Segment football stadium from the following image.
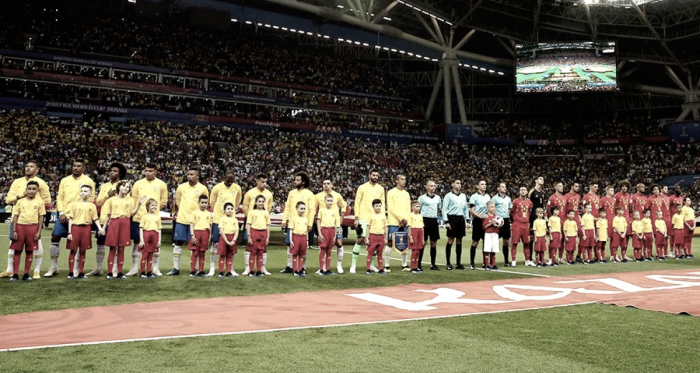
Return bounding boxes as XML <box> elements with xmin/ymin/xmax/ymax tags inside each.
<box><xmin>1</xmin><ymin>0</ymin><xmax>699</xmax><ymax>371</ymax></box>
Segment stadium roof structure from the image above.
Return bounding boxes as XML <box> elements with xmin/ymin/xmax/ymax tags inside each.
<box><xmin>247</xmin><ymin>0</ymin><xmax>699</xmax><ymax>121</ymax></box>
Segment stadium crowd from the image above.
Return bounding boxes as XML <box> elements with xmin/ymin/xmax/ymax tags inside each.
<box><xmin>0</xmin><ymin>3</ymin><xmax>414</xmax><ymax>98</ymax></box>
<box><xmin>0</xmin><ymin>78</ymin><xmax>430</xmax><ymax>134</ymax></box>
<box><xmin>1</xmin><ymin>110</ymin><xmax>699</xmax><ymax>213</ymax></box>
<box><xmin>474</xmin><ymin>116</ymin><xmax>667</xmax><ymax>140</ymax></box>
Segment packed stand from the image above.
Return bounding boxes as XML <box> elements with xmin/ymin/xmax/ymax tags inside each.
<box><xmin>1</xmin><ymin>110</ymin><xmax>699</xmax><ymax>213</ymax></box>
<box><xmin>0</xmin><ymin>3</ymin><xmax>415</xmax><ymax>98</ymax></box>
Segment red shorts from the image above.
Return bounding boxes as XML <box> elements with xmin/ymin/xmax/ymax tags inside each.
<box><xmin>218</xmin><ymin>234</ymin><xmax>238</xmax><ymax>256</ymax></box>
<box><xmin>105</xmin><ymin>217</ymin><xmax>131</xmax><ymax>247</ymax></box>
<box><xmin>596</xmin><ymin>240</ymin><xmax>606</xmax><ymax>251</ymax></box>
<box><xmin>565</xmin><ymin>236</ymin><xmax>577</xmax><ymax>252</ymax></box>
<box><xmin>673</xmin><ymin>229</ymin><xmax>685</xmax><ymax>246</ymax></box>
<box><xmin>410</xmin><ymin>228</ymin><xmax>424</xmax><ymax>250</ymax></box>
<box><xmin>548</xmin><ymin>232</ymin><xmax>561</xmax><ymax>249</ymax></box>
<box><xmin>534</xmin><ymin>237</ymin><xmax>546</xmax><ymax>252</ymax></box>
<box><xmin>367</xmin><ymin>233</ymin><xmax>384</xmax><ymax>255</ymax></box>
<box><xmin>68</xmin><ymin>225</ymin><xmax>92</xmax><ymax>251</ymax></box>
<box><xmin>611</xmin><ymin>232</ymin><xmax>624</xmax><ymax>248</ymax></box>
<box><xmin>686</xmin><ymin>220</ymin><xmax>694</xmax><ymax>238</ymax></box>
<box><xmin>581</xmin><ymin>229</ymin><xmax>594</xmax><ymax>247</ymax></box>
<box><xmin>654</xmin><ymin>232</ymin><xmax>666</xmax><ymax>249</ymax></box>
<box><xmin>10</xmin><ymin>224</ymin><xmax>39</xmax><ymax>252</ymax></box>
<box><xmin>643</xmin><ymin>233</ymin><xmax>653</xmax><ymax>248</ymax></box>
<box><xmin>664</xmin><ymin>218</ymin><xmax>672</xmax><ymax>238</ymax></box>
<box><xmin>142</xmin><ymin>230</ymin><xmax>160</xmax><ymax>253</ymax></box>
<box><xmin>632</xmin><ymin>234</ymin><xmax>642</xmax><ymax>249</ymax></box>
<box><xmin>291</xmin><ymin>233</ymin><xmax>308</xmax><ymax>256</ymax></box>
<box><xmin>247</xmin><ymin>229</ymin><xmax>267</xmax><ymax>253</ymax></box>
<box><xmin>188</xmin><ymin>230</ymin><xmax>210</xmax><ymax>252</ymax></box>
<box><xmin>510</xmin><ymin>223</ymin><xmax>530</xmax><ymax>245</ymax></box>
<box><xmin>320</xmin><ymin>227</ymin><xmax>336</xmax><ymax>250</ymax></box>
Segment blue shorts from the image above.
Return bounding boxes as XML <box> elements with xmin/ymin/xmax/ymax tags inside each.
<box><xmin>130</xmin><ymin>221</ymin><xmax>141</xmax><ymax>243</ymax></box>
<box><xmin>284</xmin><ymin>228</ymin><xmax>292</xmax><ymax>245</ymax></box>
<box><xmin>336</xmin><ymin>227</ymin><xmax>343</xmax><ymax>240</ymax></box>
<box><xmin>173</xmin><ymin>222</ymin><xmax>191</xmax><ymax>242</ymax></box>
<box><xmin>388</xmin><ymin>226</ymin><xmax>401</xmax><ymax>243</ymax></box>
<box><xmin>211</xmin><ymin>223</ymin><xmax>220</xmax><ymax>243</ymax></box>
<box><xmin>51</xmin><ymin>220</ymin><xmax>69</xmax><ymax>237</ymax></box>
<box><xmin>95</xmin><ymin>224</ymin><xmax>108</xmax><ymax>245</ymax></box>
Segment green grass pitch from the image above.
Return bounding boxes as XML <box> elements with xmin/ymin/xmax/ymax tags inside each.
<box><xmin>1</xmin><ymin>224</ymin><xmax>699</xmax><ymax>372</ymax></box>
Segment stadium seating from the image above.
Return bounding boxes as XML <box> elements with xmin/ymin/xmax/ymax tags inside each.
<box><xmin>1</xmin><ymin>110</ymin><xmax>698</xmax><ymax>212</ymax></box>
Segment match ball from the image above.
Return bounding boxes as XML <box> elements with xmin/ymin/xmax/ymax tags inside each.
<box><xmin>493</xmin><ymin>216</ymin><xmax>504</xmax><ymax>228</ymax></box>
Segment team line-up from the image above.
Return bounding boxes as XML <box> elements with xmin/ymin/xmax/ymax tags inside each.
<box><xmin>2</xmin><ymin>160</ymin><xmax>696</xmax><ymax>281</ymax></box>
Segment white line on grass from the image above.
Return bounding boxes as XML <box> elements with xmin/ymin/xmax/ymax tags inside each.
<box><xmin>308</xmin><ymin>246</ymin><xmax>549</xmax><ymax>278</ymax></box>
<box><xmin>2</xmin><ymin>301</ymin><xmax>596</xmax><ymax>352</ymax></box>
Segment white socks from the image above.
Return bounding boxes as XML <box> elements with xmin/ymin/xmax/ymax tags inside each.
<box><xmin>33</xmin><ymin>241</ymin><xmax>44</xmax><ymax>273</ymax></box>
<box><xmin>173</xmin><ymin>244</ymin><xmax>182</xmax><ymax>269</ymax></box>
<box><xmin>95</xmin><ymin>245</ymin><xmax>105</xmax><ymax>272</ymax></box>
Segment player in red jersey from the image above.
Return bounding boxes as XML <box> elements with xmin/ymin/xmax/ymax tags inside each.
<box><xmin>631</xmin><ymin>183</ymin><xmax>648</xmax><ymax>218</ymax></box>
<box><xmin>564</xmin><ymin>183</ymin><xmax>583</xmax><ymax>262</ymax></box>
<box><xmin>599</xmin><ymin>185</ymin><xmax>616</xmax><ymax>259</ymax></box>
<box><xmin>582</xmin><ymin>183</ymin><xmax>601</xmax><ymax>219</ymax></box>
<box><xmin>547</xmin><ymin>182</ymin><xmax>567</xmax><ymax>261</ymax></box>
<box><xmin>660</xmin><ymin>185</ymin><xmax>673</xmax><ymax>256</ymax></box>
<box><xmin>614</xmin><ymin>180</ymin><xmax>632</xmax><ymax>260</ymax></box>
<box><xmin>670</xmin><ymin>186</ymin><xmax>685</xmax><ymax>256</ymax></box>
<box><xmin>648</xmin><ymin>185</ymin><xmax>662</xmax><ymax>225</ymax></box>
<box><xmin>510</xmin><ymin>187</ymin><xmax>533</xmax><ymax>266</ymax></box>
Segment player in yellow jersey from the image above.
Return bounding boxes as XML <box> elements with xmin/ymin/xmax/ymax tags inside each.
<box><xmin>188</xmin><ymin>195</ymin><xmax>212</xmax><ymax>277</ymax></box>
<box><xmin>580</xmin><ymin>204</ymin><xmax>595</xmax><ymax>263</ymax></box>
<box><xmin>316</xmin><ymin>194</ymin><xmax>340</xmax><ymax>275</ymax></box>
<box><xmin>207</xmin><ymin>170</ymin><xmax>242</xmax><ymax>276</ymax></box>
<box><xmin>9</xmin><ymin>181</ymin><xmax>45</xmax><ymax>281</ymax></box>
<box><xmin>280</xmin><ymin>172</ymin><xmax>315</xmax><ymax>275</ymax></box>
<box><xmin>130</xmin><ymin>163</ymin><xmax>169</xmax><ymax>276</ymax></box>
<box><xmin>547</xmin><ymin>206</ymin><xmax>562</xmax><ymax>266</ymax></box>
<box><xmin>167</xmin><ymin>168</ymin><xmax>209</xmax><ymax>276</ymax></box>
<box><xmin>217</xmin><ymin>202</ymin><xmax>239</xmax><ymax>277</ymax></box>
<box><xmin>350</xmin><ymin>169</ymin><xmax>385</xmax><ymax>274</ymax></box>
<box><xmin>407</xmin><ymin>201</ymin><xmax>425</xmax><ymax>273</ymax></box>
<box><xmin>314</xmin><ymin>179</ymin><xmax>347</xmax><ymax>274</ymax></box>
<box><xmin>87</xmin><ymin>162</ymin><xmax>126</xmax><ymax>277</ymax></box>
<box><xmin>138</xmin><ymin>198</ymin><xmax>162</xmax><ymax>279</ymax></box>
<box><xmin>241</xmin><ymin>173</ymin><xmax>273</xmax><ymax>276</ymax></box>
<box><xmin>66</xmin><ymin>185</ymin><xmax>103</xmax><ymax>279</ymax></box>
<box><xmin>45</xmin><ymin>159</ymin><xmax>96</xmax><ymax>278</ymax></box>
<box><xmin>386</xmin><ymin>175</ymin><xmax>411</xmax><ymax>272</ymax></box>
<box><xmin>681</xmin><ymin>197</ymin><xmax>695</xmax><ymax>258</ymax></box>
<box><xmin>596</xmin><ymin>208</ymin><xmax>609</xmax><ymax>263</ymax></box>
<box><xmin>1</xmin><ymin>160</ymin><xmax>51</xmax><ymax>280</ymax></box>
<box><xmin>532</xmin><ymin>208</ymin><xmax>547</xmax><ymax>267</ymax></box>
<box><xmin>654</xmin><ymin>210</ymin><xmax>668</xmax><ymax>260</ymax></box>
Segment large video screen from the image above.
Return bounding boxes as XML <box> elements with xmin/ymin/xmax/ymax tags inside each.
<box><xmin>515</xmin><ymin>41</ymin><xmax>617</xmax><ymax>93</ymax></box>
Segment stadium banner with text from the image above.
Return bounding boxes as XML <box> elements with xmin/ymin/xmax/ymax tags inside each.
<box><xmin>343</xmin><ymin>128</ymin><xmax>439</xmax><ymax>143</ymax></box>
<box><xmin>0</xmin><ymin>49</ymin><xmax>414</xmax><ymax>103</ymax></box>
<box><xmin>668</xmin><ymin>121</ymin><xmax>700</xmax><ymax>144</ymax></box>
<box><xmin>0</xmin><ymin>69</ymin><xmax>418</xmax><ymax>119</ymax></box>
